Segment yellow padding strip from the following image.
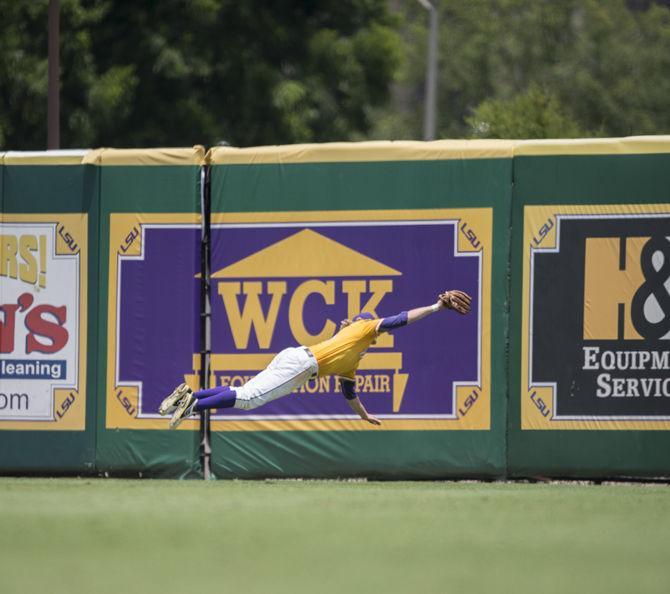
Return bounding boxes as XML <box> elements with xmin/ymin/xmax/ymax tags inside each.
<box><xmin>208</xmin><ymin>136</ymin><xmax>670</xmax><ymax>164</ymax></box>
<box><xmin>82</xmin><ymin>145</ymin><xmax>205</xmax><ymax>166</ymax></box>
<box><xmin>3</xmin><ymin>150</ymin><xmax>89</xmax><ymax>165</ymax></box>
<box><xmin>208</xmin><ymin>139</ymin><xmax>516</xmax><ymax>164</ymax></box>
<box><xmin>514</xmin><ymin>135</ymin><xmax>670</xmax><ymax>156</ymax></box>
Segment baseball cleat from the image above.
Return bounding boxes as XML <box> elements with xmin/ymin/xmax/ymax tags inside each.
<box><xmin>159</xmin><ymin>383</ymin><xmax>192</xmax><ymax>416</ymax></box>
<box><xmin>169</xmin><ymin>391</ymin><xmax>196</xmax><ymax>429</ymax></box>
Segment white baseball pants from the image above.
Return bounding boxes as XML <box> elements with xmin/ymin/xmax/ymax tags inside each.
<box><xmin>233</xmin><ymin>347</ymin><xmax>318</xmax><ymax>410</ymax></box>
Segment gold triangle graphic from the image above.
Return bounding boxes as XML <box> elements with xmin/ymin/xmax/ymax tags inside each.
<box><xmin>211</xmin><ymin>229</ymin><xmax>401</xmax><ymax>278</ymax></box>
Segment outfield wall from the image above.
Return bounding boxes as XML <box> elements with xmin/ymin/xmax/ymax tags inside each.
<box><xmin>91</xmin><ymin>147</ymin><xmax>205</xmax><ymax>478</ymax></box>
<box><xmin>1</xmin><ymin>137</ymin><xmax>668</xmax><ymax>478</ymax></box>
<box><xmin>507</xmin><ymin>138</ymin><xmax>670</xmax><ymax>478</ymax></box>
<box><xmin>205</xmin><ymin>141</ymin><xmax>512</xmax><ymax>478</ymax></box>
<box><xmin>0</xmin><ymin>151</ymin><xmax>97</xmax><ymax>472</ymax></box>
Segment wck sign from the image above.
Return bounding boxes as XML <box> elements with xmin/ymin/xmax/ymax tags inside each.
<box><xmin>521</xmin><ymin>204</ymin><xmax>670</xmax><ymax>429</ymax></box>
<box><xmin>107</xmin><ymin>210</ymin><xmax>491</xmax><ymax>431</ymax></box>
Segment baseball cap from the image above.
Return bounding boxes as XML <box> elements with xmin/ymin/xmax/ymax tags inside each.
<box><xmin>352</xmin><ymin>312</ymin><xmax>376</xmax><ymax>322</ymax></box>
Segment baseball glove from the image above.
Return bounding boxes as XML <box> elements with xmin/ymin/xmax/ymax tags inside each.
<box><xmin>439</xmin><ymin>290</ymin><xmax>472</xmax><ymax>314</ymax></box>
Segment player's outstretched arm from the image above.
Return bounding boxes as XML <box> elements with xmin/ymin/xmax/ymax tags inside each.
<box><xmin>408</xmin><ymin>289</ymin><xmax>472</xmax><ymax>323</ymax></box>
<box><xmin>378</xmin><ymin>289</ymin><xmax>472</xmax><ymax>332</ymax></box>
<box><xmin>347</xmin><ymin>396</ymin><xmax>382</xmax><ymax>426</ymax></box>
<box><xmin>340</xmin><ymin>378</ymin><xmax>381</xmax><ymax>425</ymax></box>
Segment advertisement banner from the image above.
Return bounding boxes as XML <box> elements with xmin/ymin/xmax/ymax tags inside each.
<box><xmin>106</xmin><ymin>209</ymin><xmax>491</xmax><ymax>431</ymax></box>
<box><xmin>521</xmin><ymin>204</ymin><xmax>670</xmax><ymax>429</ymax></box>
<box><xmin>0</xmin><ymin>214</ymin><xmax>87</xmax><ymax>430</ymax></box>
<box><xmin>105</xmin><ymin>213</ymin><xmax>200</xmax><ymax>430</ymax></box>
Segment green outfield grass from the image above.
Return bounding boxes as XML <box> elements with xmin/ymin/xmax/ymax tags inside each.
<box><xmin>1</xmin><ymin>478</ymin><xmax>668</xmax><ymax>594</ymax></box>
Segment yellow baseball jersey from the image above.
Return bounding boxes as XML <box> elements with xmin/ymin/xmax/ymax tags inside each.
<box><xmin>309</xmin><ymin>319</ymin><xmax>380</xmax><ymax>379</ymax></box>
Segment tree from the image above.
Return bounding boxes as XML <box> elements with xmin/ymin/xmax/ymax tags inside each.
<box><xmin>0</xmin><ymin>0</ymin><xmax>402</xmax><ymax>149</ymax></box>
<box><xmin>467</xmin><ymin>84</ymin><xmax>584</xmax><ymax>139</ymax></box>
<box><xmin>379</xmin><ymin>0</ymin><xmax>670</xmax><ymax>139</ymax></box>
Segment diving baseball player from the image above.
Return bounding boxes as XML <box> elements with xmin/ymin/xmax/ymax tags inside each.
<box><xmin>161</xmin><ymin>290</ymin><xmax>472</xmax><ymax>428</ymax></box>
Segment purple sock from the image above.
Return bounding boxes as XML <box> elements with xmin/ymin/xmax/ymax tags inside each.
<box><xmin>193</xmin><ymin>387</ymin><xmax>225</xmax><ymax>398</ymax></box>
<box><xmin>193</xmin><ymin>387</ymin><xmax>237</xmax><ymax>411</ymax></box>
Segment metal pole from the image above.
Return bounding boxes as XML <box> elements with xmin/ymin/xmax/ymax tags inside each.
<box><xmin>199</xmin><ymin>165</ymin><xmax>212</xmax><ymax>479</ymax></box>
<box><xmin>47</xmin><ymin>0</ymin><xmax>60</xmax><ymax>149</ymax></box>
<box><xmin>417</xmin><ymin>0</ymin><xmax>438</xmax><ymax>140</ymax></box>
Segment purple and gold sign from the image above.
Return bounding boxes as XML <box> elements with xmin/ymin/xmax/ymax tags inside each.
<box><xmin>107</xmin><ymin>210</ymin><xmax>491</xmax><ymax>431</ymax></box>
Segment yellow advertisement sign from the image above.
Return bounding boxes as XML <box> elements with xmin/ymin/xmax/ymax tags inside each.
<box><xmin>107</xmin><ymin>209</ymin><xmax>492</xmax><ymax>431</ymax></box>
<box><xmin>521</xmin><ymin>204</ymin><xmax>670</xmax><ymax>430</ymax></box>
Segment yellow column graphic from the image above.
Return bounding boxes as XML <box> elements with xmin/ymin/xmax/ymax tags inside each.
<box><xmin>392</xmin><ymin>373</ymin><xmax>409</xmax><ymax>412</ymax></box>
<box><xmin>583</xmin><ymin>237</ymin><xmax>644</xmax><ymax>340</ymax></box>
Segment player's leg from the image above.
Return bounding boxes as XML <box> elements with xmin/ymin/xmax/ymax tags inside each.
<box><xmin>170</xmin><ymin>352</ymin><xmax>292</xmax><ymax>424</ymax></box>
<box><xmin>162</xmin><ymin>347</ymin><xmax>287</xmax><ymax>416</ymax></box>
<box><xmin>193</xmin><ymin>387</ymin><xmax>227</xmax><ymax>398</ymax></box>
<box><xmin>167</xmin><ymin>387</ymin><xmax>238</xmax><ymax>429</ymax></box>
<box><xmin>169</xmin><ymin>347</ymin><xmax>317</xmax><ymax>428</ymax></box>
<box><xmin>192</xmin><ymin>387</ymin><xmax>237</xmax><ymax>410</ymax></box>
<box><xmin>231</xmin><ymin>347</ymin><xmax>316</xmax><ymax>411</ymax></box>
<box><xmin>160</xmin><ymin>384</ymin><xmax>226</xmax><ymax>415</ymax></box>
<box><xmin>168</xmin><ymin>386</ymin><xmax>235</xmax><ymax>429</ymax></box>
<box><xmin>231</xmin><ymin>368</ymin><xmax>311</xmax><ymax>411</ymax></box>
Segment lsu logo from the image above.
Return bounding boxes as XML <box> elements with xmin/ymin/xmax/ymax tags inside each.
<box><xmin>522</xmin><ymin>205</ymin><xmax>670</xmax><ymax>429</ymax></box>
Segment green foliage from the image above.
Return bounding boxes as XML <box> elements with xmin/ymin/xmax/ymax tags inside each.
<box><xmin>0</xmin><ymin>0</ymin><xmax>402</xmax><ymax>149</ymax></box>
<box><xmin>3</xmin><ymin>1</ymin><xmax>670</xmax><ymax>147</ymax></box>
<box><xmin>467</xmin><ymin>84</ymin><xmax>585</xmax><ymax>138</ymax></box>
<box><xmin>380</xmin><ymin>0</ymin><xmax>670</xmax><ymax>140</ymax></box>
<box><xmin>0</xmin><ymin>1</ymin><xmax>50</xmax><ymax>148</ymax></box>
